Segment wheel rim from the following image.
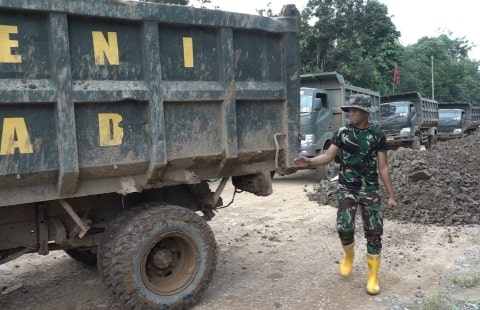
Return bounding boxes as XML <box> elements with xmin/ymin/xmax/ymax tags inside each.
<box><xmin>325</xmin><ymin>161</ymin><xmax>338</xmax><ymax>180</ymax></box>
<box><xmin>141</xmin><ymin>231</ymin><xmax>200</xmax><ymax>295</ymax></box>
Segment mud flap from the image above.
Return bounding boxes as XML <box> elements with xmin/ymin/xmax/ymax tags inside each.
<box><xmin>231</xmin><ymin>171</ymin><xmax>273</xmax><ymax>196</ymax></box>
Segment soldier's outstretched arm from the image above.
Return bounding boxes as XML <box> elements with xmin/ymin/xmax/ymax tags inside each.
<box><xmin>293</xmin><ymin>144</ymin><xmax>339</xmax><ymax>168</ymax></box>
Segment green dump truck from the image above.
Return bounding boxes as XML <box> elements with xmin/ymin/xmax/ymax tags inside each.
<box><xmin>298</xmin><ymin>72</ymin><xmax>380</xmax><ymax>180</ymax></box>
<box><xmin>0</xmin><ymin>1</ymin><xmax>301</xmax><ymax>308</ymax></box>
<box><xmin>438</xmin><ymin>102</ymin><xmax>480</xmax><ymax>140</ymax></box>
<box><xmin>380</xmin><ymin>92</ymin><xmax>439</xmax><ymax>150</ymax></box>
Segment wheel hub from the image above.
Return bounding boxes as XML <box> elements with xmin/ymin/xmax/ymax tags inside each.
<box><xmin>152</xmin><ymin>249</ymin><xmax>173</xmax><ymax>269</ymax></box>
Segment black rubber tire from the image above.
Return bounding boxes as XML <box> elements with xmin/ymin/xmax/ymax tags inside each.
<box><xmin>97</xmin><ymin>208</ymin><xmax>140</xmax><ymax>289</ymax></box>
<box><xmin>64</xmin><ymin>248</ymin><xmax>97</xmax><ymax>266</ymax></box>
<box><xmin>427</xmin><ymin>134</ymin><xmax>437</xmax><ymax>149</ymax></box>
<box><xmin>315</xmin><ymin>149</ymin><xmax>339</xmax><ymax>180</ymax></box>
<box><xmin>103</xmin><ymin>203</ymin><xmax>217</xmax><ymax>309</ymax></box>
<box><xmin>411</xmin><ymin>136</ymin><xmax>421</xmax><ymax>150</ymax></box>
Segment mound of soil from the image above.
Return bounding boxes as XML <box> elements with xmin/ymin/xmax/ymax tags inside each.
<box><xmin>307</xmin><ymin>134</ymin><xmax>480</xmax><ymax>226</ymax></box>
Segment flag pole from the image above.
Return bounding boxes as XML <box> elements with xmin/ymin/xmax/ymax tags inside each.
<box><xmin>431</xmin><ymin>56</ymin><xmax>434</xmax><ymax>100</ymax></box>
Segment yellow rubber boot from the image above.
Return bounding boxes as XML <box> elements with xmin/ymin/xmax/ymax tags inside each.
<box><xmin>366</xmin><ymin>253</ymin><xmax>381</xmax><ymax>295</ymax></box>
<box><xmin>339</xmin><ymin>243</ymin><xmax>355</xmax><ymax>277</ymax></box>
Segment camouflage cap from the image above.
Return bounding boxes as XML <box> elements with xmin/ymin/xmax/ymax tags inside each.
<box><xmin>341</xmin><ymin>94</ymin><xmax>376</xmax><ymax>113</ymax></box>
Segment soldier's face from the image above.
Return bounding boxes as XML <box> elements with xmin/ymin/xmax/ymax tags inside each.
<box><xmin>347</xmin><ymin>108</ymin><xmax>368</xmax><ymax>125</ymax></box>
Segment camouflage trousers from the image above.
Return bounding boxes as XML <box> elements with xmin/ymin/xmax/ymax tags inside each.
<box><xmin>337</xmin><ymin>188</ymin><xmax>383</xmax><ymax>255</ymax></box>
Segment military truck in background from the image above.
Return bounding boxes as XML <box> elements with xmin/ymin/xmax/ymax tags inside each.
<box><xmin>298</xmin><ymin>72</ymin><xmax>380</xmax><ymax>180</ymax></box>
<box><xmin>438</xmin><ymin>102</ymin><xmax>480</xmax><ymax>140</ymax></box>
<box><xmin>380</xmin><ymin>92</ymin><xmax>439</xmax><ymax>150</ymax></box>
<box><xmin>0</xmin><ymin>1</ymin><xmax>301</xmax><ymax>308</ymax></box>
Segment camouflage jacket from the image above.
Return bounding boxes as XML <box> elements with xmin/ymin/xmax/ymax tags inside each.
<box><xmin>332</xmin><ymin>124</ymin><xmax>388</xmax><ymax>192</ymax></box>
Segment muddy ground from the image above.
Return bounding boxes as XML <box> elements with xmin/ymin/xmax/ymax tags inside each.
<box><xmin>1</xmin><ymin>135</ymin><xmax>479</xmax><ymax>309</ymax></box>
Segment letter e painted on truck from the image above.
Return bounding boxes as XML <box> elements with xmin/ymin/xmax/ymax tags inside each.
<box><xmin>0</xmin><ymin>25</ymin><xmax>22</xmax><ymax>63</ymax></box>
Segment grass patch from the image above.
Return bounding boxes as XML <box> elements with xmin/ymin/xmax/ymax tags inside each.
<box><xmin>421</xmin><ymin>292</ymin><xmax>445</xmax><ymax>310</ymax></box>
<box><xmin>451</xmin><ymin>272</ymin><xmax>480</xmax><ymax>288</ymax></box>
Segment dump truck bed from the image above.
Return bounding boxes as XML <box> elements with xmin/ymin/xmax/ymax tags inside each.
<box><xmin>0</xmin><ymin>0</ymin><xmax>300</xmax><ymax>207</ymax></box>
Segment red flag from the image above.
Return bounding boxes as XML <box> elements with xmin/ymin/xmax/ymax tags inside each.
<box><xmin>394</xmin><ymin>64</ymin><xmax>400</xmax><ymax>85</ymax></box>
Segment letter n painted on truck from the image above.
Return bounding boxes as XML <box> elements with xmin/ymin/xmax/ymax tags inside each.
<box><xmin>91</xmin><ymin>31</ymin><xmax>120</xmax><ymax>65</ymax></box>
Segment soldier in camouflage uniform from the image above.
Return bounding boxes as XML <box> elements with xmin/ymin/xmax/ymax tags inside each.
<box><xmin>294</xmin><ymin>94</ymin><xmax>396</xmax><ymax>295</ymax></box>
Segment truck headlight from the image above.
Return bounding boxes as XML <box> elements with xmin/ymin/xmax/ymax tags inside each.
<box><xmin>301</xmin><ymin>134</ymin><xmax>315</xmax><ymax>147</ymax></box>
<box><xmin>400</xmin><ymin>127</ymin><xmax>411</xmax><ymax>136</ymax></box>
<box><xmin>453</xmin><ymin>128</ymin><xmax>462</xmax><ymax>134</ymax></box>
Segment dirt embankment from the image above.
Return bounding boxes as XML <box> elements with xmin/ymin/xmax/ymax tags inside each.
<box><xmin>308</xmin><ymin>134</ymin><xmax>480</xmax><ymax>226</ymax></box>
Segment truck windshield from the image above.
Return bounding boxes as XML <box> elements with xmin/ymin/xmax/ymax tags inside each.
<box><xmin>380</xmin><ymin>103</ymin><xmax>409</xmax><ymax>117</ymax></box>
<box><xmin>439</xmin><ymin>110</ymin><xmax>462</xmax><ymax>120</ymax></box>
<box><xmin>300</xmin><ymin>95</ymin><xmax>312</xmax><ymax>113</ymax></box>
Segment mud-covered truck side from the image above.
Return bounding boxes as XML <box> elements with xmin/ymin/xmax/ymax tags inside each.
<box><xmin>0</xmin><ymin>1</ymin><xmax>300</xmax><ymax>308</ymax></box>
<box><xmin>298</xmin><ymin>72</ymin><xmax>380</xmax><ymax>180</ymax></box>
<box><xmin>473</xmin><ymin>106</ymin><xmax>480</xmax><ymax>133</ymax></box>
<box><xmin>380</xmin><ymin>92</ymin><xmax>439</xmax><ymax>150</ymax></box>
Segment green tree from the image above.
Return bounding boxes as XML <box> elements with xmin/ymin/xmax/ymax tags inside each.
<box><xmin>396</xmin><ymin>35</ymin><xmax>480</xmax><ymax>103</ymax></box>
<box><xmin>300</xmin><ymin>0</ymin><xmax>401</xmax><ymax>93</ymax></box>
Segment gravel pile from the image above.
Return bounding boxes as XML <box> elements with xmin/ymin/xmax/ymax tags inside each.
<box><xmin>306</xmin><ymin>134</ymin><xmax>480</xmax><ymax>226</ymax></box>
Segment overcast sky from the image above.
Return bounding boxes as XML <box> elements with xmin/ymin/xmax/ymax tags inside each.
<box><xmin>206</xmin><ymin>0</ymin><xmax>480</xmax><ymax>61</ymax></box>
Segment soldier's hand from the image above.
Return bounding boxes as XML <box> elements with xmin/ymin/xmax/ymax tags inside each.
<box><xmin>293</xmin><ymin>156</ymin><xmax>311</xmax><ymax>168</ymax></box>
<box><xmin>387</xmin><ymin>197</ymin><xmax>397</xmax><ymax>208</ymax></box>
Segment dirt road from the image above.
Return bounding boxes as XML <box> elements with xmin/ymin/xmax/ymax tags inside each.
<box><xmin>1</xmin><ymin>170</ymin><xmax>479</xmax><ymax>309</ymax></box>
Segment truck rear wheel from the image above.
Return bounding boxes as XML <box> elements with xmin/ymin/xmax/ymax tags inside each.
<box><xmin>427</xmin><ymin>134</ymin><xmax>437</xmax><ymax>149</ymax></box>
<box><xmin>101</xmin><ymin>203</ymin><xmax>217</xmax><ymax>309</ymax></box>
<box><xmin>411</xmin><ymin>136</ymin><xmax>421</xmax><ymax>150</ymax></box>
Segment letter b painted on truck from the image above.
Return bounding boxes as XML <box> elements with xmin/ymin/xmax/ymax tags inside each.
<box><xmin>98</xmin><ymin>113</ymin><xmax>124</xmax><ymax>146</ymax></box>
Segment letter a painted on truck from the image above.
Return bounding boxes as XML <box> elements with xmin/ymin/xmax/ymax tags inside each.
<box><xmin>0</xmin><ymin>118</ymin><xmax>33</xmax><ymax>155</ymax></box>
<box><xmin>98</xmin><ymin>113</ymin><xmax>124</xmax><ymax>146</ymax></box>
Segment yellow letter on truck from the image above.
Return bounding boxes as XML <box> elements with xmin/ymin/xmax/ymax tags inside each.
<box><xmin>183</xmin><ymin>37</ymin><xmax>194</xmax><ymax>68</ymax></box>
<box><xmin>0</xmin><ymin>25</ymin><xmax>22</xmax><ymax>63</ymax></box>
<box><xmin>92</xmin><ymin>31</ymin><xmax>120</xmax><ymax>65</ymax></box>
<box><xmin>0</xmin><ymin>118</ymin><xmax>33</xmax><ymax>155</ymax></box>
<box><xmin>98</xmin><ymin>113</ymin><xmax>124</xmax><ymax>146</ymax></box>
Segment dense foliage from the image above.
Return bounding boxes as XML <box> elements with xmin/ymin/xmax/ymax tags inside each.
<box><xmin>300</xmin><ymin>0</ymin><xmax>480</xmax><ymax>104</ymax></box>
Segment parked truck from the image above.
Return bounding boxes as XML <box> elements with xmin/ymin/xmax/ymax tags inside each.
<box><xmin>380</xmin><ymin>92</ymin><xmax>439</xmax><ymax>150</ymax></box>
<box><xmin>298</xmin><ymin>72</ymin><xmax>380</xmax><ymax>180</ymax></box>
<box><xmin>437</xmin><ymin>102</ymin><xmax>480</xmax><ymax>140</ymax></box>
<box><xmin>0</xmin><ymin>1</ymin><xmax>301</xmax><ymax>308</ymax></box>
